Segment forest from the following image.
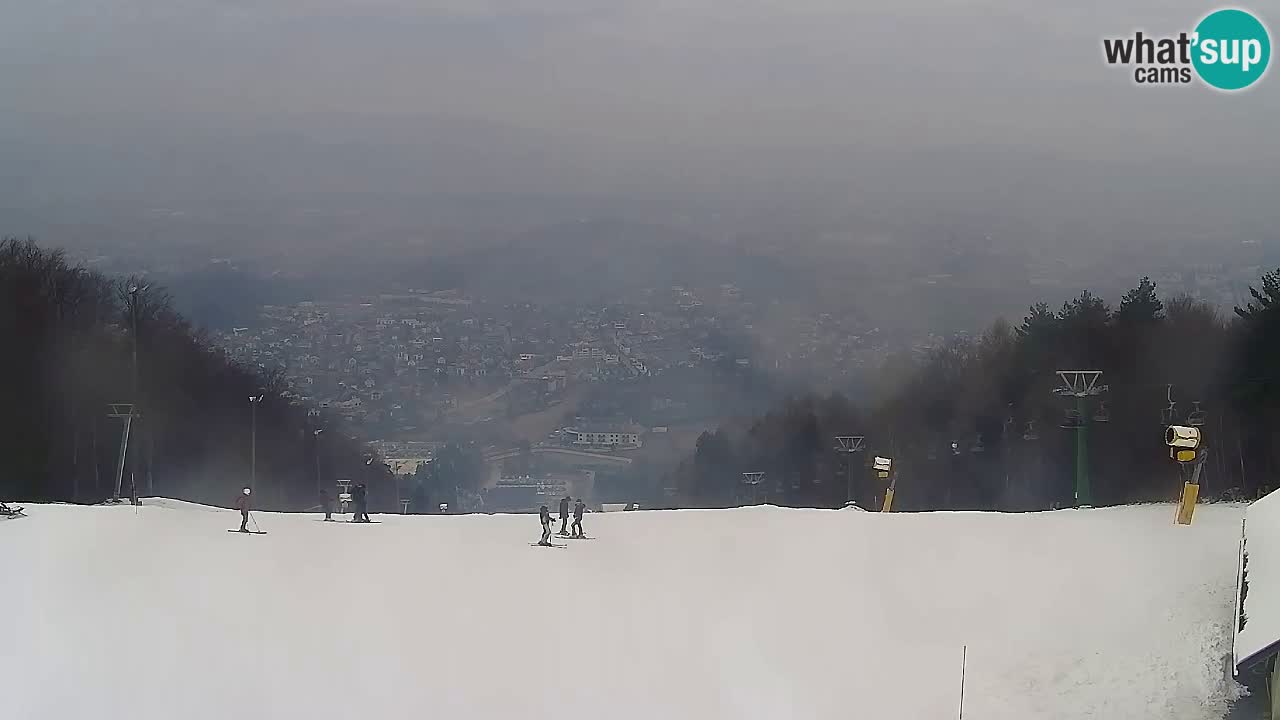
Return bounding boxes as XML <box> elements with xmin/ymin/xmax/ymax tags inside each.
<box><xmin>671</xmin><ymin>274</ymin><xmax>1280</xmax><ymax>512</ymax></box>
<box><xmin>0</xmin><ymin>237</ymin><xmax>384</xmax><ymax>510</ymax></box>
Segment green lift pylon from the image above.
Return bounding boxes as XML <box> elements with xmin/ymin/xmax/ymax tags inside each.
<box><xmin>1054</xmin><ymin>371</ymin><xmax>1105</xmax><ymax>507</ymax></box>
<box><xmin>1075</xmin><ymin>395</ymin><xmax>1089</xmax><ymax>506</ymax></box>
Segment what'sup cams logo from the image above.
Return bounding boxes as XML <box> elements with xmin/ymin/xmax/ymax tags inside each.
<box><xmin>1103</xmin><ymin>8</ymin><xmax>1271</xmax><ymax>90</ymax></box>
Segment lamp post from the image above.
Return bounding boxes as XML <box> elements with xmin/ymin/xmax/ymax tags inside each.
<box><xmin>127</xmin><ymin>284</ymin><xmax>148</xmax><ymax>398</ymax></box>
<box><xmin>126</xmin><ymin>283</ymin><xmax>149</xmax><ymax>499</ymax></box>
<box><xmin>313</xmin><ymin>428</ymin><xmax>324</xmax><ymax>494</ymax></box>
<box><xmin>248</xmin><ymin>395</ymin><xmax>264</xmax><ymax>492</ymax></box>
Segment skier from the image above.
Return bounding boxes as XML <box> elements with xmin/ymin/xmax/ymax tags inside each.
<box><xmin>319</xmin><ymin>487</ymin><xmax>334</xmax><ymax>522</ymax></box>
<box><xmin>234</xmin><ymin>487</ymin><xmax>252</xmax><ymax>532</ymax></box>
<box><xmin>538</xmin><ymin>504</ymin><xmax>554</xmax><ymax>546</ymax></box>
<box><xmin>571</xmin><ymin>498</ymin><xmax>586</xmax><ymax>538</ymax></box>
<box><xmin>558</xmin><ymin>494</ymin><xmax>571</xmax><ymax>536</ymax></box>
<box><xmin>352</xmin><ymin>482</ymin><xmax>370</xmax><ymax>523</ymax></box>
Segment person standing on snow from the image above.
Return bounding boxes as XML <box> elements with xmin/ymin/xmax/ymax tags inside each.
<box><xmin>319</xmin><ymin>487</ymin><xmax>334</xmax><ymax>522</ymax></box>
<box><xmin>352</xmin><ymin>482</ymin><xmax>370</xmax><ymax>523</ymax></box>
<box><xmin>558</xmin><ymin>494</ymin><xmax>571</xmax><ymax>536</ymax></box>
<box><xmin>538</xmin><ymin>504</ymin><xmax>554</xmax><ymax>546</ymax></box>
<box><xmin>235</xmin><ymin>487</ymin><xmax>252</xmax><ymax>532</ymax></box>
<box><xmin>571</xmin><ymin>498</ymin><xmax>586</xmax><ymax>538</ymax></box>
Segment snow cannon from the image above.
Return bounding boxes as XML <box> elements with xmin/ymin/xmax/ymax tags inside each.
<box><xmin>872</xmin><ymin>456</ymin><xmax>893</xmax><ymax>479</ymax></box>
<box><xmin>1166</xmin><ymin>425</ymin><xmax>1206</xmax><ymax>526</ymax></box>
<box><xmin>1166</xmin><ymin>425</ymin><xmax>1201</xmax><ymax>451</ymax></box>
<box><xmin>873</xmin><ymin>456</ymin><xmax>895</xmax><ymax>512</ymax></box>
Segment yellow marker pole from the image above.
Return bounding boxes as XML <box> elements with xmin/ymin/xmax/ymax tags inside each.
<box><xmin>1172</xmin><ymin>444</ymin><xmax>1205</xmax><ymax>526</ymax></box>
<box><xmin>1176</xmin><ymin>481</ymin><xmax>1199</xmax><ymax>525</ymax></box>
<box><xmin>879</xmin><ymin>470</ymin><xmax>895</xmax><ymax>512</ymax></box>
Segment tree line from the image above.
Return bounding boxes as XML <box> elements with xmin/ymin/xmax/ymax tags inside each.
<box><xmin>0</xmin><ymin>237</ymin><xmax>386</xmax><ymax>510</ymax></box>
<box><xmin>672</xmin><ymin>273</ymin><xmax>1280</xmax><ymax>511</ymax></box>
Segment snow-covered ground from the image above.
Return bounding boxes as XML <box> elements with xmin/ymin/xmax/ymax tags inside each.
<box><xmin>1237</xmin><ymin>490</ymin><xmax>1280</xmax><ymax>669</ymax></box>
<box><xmin>0</xmin><ymin>500</ymin><xmax>1246</xmax><ymax>719</ymax></box>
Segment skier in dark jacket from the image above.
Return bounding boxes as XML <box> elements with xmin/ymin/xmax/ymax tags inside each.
<box><xmin>234</xmin><ymin>487</ymin><xmax>252</xmax><ymax>532</ymax></box>
<box><xmin>319</xmin><ymin>488</ymin><xmax>334</xmax><ymax>521</ymax></box>
<box><xmin>558</xmin><ymin>495</ymin><xmax>571</xmax><ymax>536</ymax></box>
<box><xmin>571</xmin><ymin>499</ymin><xmax>586</xmax><ymax>538</ymax></box>
<box><xmin>538</xmin><ymin>504</ymin><xmax>554</xmax><ymax>546</ymax></box>
<box><xmin>352</xmin><ymin>482</ymin><xmax>369</xmax><ymax>523</ymax></box>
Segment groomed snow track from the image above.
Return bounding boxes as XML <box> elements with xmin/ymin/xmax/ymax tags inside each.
<box><xmin>0</xmin><ymin>500</ymin><xmax>1246</xmax><ymax>719</ymax></box>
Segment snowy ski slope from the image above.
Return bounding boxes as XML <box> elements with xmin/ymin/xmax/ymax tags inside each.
<box><xmin>0</xmin><ymin>500</ymin><xmax>1246</xmax><ymax>719</ymax></box>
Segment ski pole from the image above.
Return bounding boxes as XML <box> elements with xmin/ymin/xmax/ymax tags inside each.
<box><xmin>250</xmin><ymin>512</ymin><xmax>262</xmax><ymax>533</ymax></box>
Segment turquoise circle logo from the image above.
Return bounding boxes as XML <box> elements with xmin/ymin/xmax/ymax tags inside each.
<box><xmin>1192</xmin><ymin>9</ymin><xmax>1271</xmax><ymax>90</ymax></box>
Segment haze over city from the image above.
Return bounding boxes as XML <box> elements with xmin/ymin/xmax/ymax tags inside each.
<box><xmin>4</xmin><ymin>3</ymin><xmax>1280</xmax><ymax>717</ymax></box>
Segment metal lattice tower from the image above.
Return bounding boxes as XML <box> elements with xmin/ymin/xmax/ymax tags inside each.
<box><xmin>834</xmin><ymin>436</ymin><xmax>866</xmax><ymax>505</ymax></box>
<box><xmin>742</xmin><ymin>471</ymin><xmax>765</xmax><ymax>505</ymax></box>
<box><xmin>107</xmin><ymin>403</ymin><xmax>136</xmax><ymax>503</ymax></box>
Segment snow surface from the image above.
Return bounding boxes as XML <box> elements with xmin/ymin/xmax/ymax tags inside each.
<box><xmin>1236</xmin><ymin>490</ymin><xmax>1280</xmax><ymax>668</ymax></box>
<box><xmin>0</xmin><ymin>500</ymin><xmax>1246</xmax><ymax>719</ymax></box>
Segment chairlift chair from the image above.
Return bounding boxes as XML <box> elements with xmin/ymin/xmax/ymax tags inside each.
<box><xmin>1188</xmin><ymin>401</ymin><xmax>1206</xmax><ymax>427</ymax></box>
<box><xmin>1022</xmin><ymin>421</ymin><xmax>1039</xmax><ymax>441</ymax></box>
<box><xmin>1092</xmin><ymin>401</ymin><xmax>1111</xmax><ymax>423</ymax></box>
<box><xmin>1060</xmin><ymin>409</ymin><xmax>1084</xmax><ymax>429</ymax></box>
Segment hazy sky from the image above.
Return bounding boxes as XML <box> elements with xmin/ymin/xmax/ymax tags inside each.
<box><xmin>2</xmin><ymin>0</ymin><xmax>1278</xmax><ymax>231</ymax></box>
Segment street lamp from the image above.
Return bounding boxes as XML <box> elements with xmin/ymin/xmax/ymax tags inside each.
<box><xmin>248</xmin><ymin>395</ymin><xmax>264</xmax><ymax>491</ymax></box>
<box><xmin>127</xmin><ymin>284</ymin><xmax>149</xmax><ymax>400</ymax></box>
<box><xmin>126</xmin><ymin>283</ymin><xmax>149</xmax><ymax>498</ymax></box>
<box><xmin>313</xmin><ymin>428</ymin><xmax>324</xmax><ymax>494</ymax></box>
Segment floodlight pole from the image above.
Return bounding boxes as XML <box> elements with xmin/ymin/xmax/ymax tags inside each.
<box><xmin>248</xmin><ymin>395</ymin><xmax>264</xmax><ymax>492</ymax></box>
<box><xmin>313</xmin><ymin>428</ymin><xmax>324</xmax><ymax>495</ymax></box>
<box><xmin>127</xmin><ymin>284</ymin><xmax>149</xmax><ymax>497</ymax></box>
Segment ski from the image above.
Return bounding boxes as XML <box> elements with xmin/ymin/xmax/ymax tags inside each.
<box><xmin>530</xmin><ymin>542</ymin><xmax>566</xmax><ymax>549</ymax></box>
<box><xmin>226</xmin><ymin>530</ymin><xmax>268</xmax><ymax>535</ymax></box>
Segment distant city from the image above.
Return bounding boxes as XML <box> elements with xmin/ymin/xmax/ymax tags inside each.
<box><xmin>211</xmin><ymin>283</ymin><xmax>904</xmax><ymax>450</ymax></box>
